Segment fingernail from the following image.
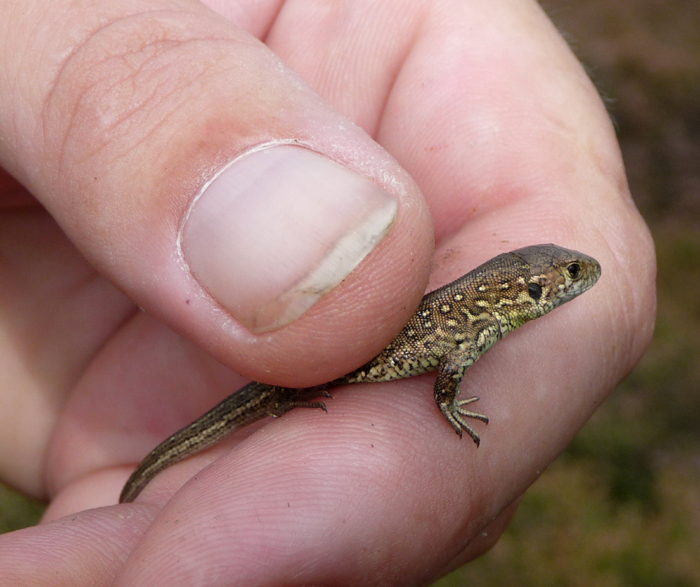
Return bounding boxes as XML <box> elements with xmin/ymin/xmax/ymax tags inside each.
<box><xmin>180</xmin><ymin>145</ymin><xmax>397</xmax><ymax>333</ymax></box>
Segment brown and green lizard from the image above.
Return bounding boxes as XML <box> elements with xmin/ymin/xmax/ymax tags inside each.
<box><xmin>120</xmin><ymin>243</ymin><xmax>601</xmax><ymax>503</ymax></box>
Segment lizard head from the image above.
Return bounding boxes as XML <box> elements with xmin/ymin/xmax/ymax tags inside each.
<box><xmin>511</xmin><ymin>243</ymin><xmax>602</xmax><ymax>316</ymax></box>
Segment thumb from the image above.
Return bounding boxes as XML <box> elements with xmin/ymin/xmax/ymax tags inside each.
<box><xmin>0</xmin><ymin>0</ymin><xmax>433</xmax><ymax>383</ymax></box>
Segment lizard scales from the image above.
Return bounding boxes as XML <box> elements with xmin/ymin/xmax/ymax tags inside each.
<box><xmin>120</xmin><ymin>243</ymin><xmax>601</xmax><ymax>503</ymax></box>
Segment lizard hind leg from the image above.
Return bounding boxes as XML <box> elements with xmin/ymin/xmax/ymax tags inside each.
<box><xmin>267</xmin><ymin>385</ymin><xmax>334</xmax><ymax>418</ymax></box>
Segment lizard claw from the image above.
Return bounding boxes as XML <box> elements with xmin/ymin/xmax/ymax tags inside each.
<box><xmin>268</xmin><ymin>386</ymin><xmax>333</xmax><ymax>417</ymax></box>
<box><xmin>439</xmin><ymin>396</ymin><xmax>488</xmax><ymax>446</ymax></box>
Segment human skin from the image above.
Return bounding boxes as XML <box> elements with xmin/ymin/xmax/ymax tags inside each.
<box><xmin>0</xmin><ymin>0</ymin><xmax>655</xmax><ymax>585</ymax></box>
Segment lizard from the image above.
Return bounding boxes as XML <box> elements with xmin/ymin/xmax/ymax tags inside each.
<box><xmin>120</xmin><ymin>243</ymin><xmax>601</xmax><ymax>503</ymax></box>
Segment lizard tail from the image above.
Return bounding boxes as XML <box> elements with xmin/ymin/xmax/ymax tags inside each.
<box><xmin>119</xmin><ymin>382</ymin><xmax>278</xmax><ymax>503</ymax></box>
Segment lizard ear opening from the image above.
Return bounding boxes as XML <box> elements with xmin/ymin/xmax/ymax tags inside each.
<box><xmin>528</xmin><ymin>282</ymin><xmax>543</xmax><ymax>301</ymax></box>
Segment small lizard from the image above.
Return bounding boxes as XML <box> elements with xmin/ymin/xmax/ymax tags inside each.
<box><xmin>120</xmin><ymin>243</ymin><xmax>601</xmax><ymax>503</ymax></box>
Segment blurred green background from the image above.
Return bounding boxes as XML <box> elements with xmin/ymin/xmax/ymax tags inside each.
<box><xmin>2</xmin><ymin>0</ymin><xmax>699</xmax><ymax>584</ymax></box>
<box><xmin>435</xmin><ymin>1</ymin><xmax>700</xmax><ymax>585</ymax></box>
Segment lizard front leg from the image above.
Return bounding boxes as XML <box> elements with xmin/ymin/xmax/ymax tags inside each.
<box><xmin>434</xmin><ymin>346</ymin><xmax>489</xmax><ymax>445</ymax></box>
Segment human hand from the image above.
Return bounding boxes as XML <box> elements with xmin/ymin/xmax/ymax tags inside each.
<box><xmin>0</xmin><ymin>0</ymin><xmax>655</xmax><ymax>585</ymax></box>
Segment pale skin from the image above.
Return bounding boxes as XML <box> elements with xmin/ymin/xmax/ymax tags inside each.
<box><xmin>0</xmin><ymin>0</ymin><xmax>655</xmax><ymax>586</ymax></box>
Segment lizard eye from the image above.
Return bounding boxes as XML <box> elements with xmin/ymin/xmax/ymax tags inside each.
<box><xmin>566</xmin><ymin>263</ymin><xmax>581</xmax><ymax>279</ymax></box>
<box><xmin>528</xmin><ymin>282</ymin><xmax>543</xmax><ymax>300</ymax></box>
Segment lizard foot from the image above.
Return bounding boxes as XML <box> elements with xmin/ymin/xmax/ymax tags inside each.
<box><xmin>269</xmin><ymin>387</ymin><xmax>333</xmax><ymax>418</ymax></box>
<box><xmin>439</xmin><ymin>396</ymin><xmax>489</xmax><ymax>446</ymax></box>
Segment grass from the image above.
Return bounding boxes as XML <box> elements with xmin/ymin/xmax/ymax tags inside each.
<box><xmin>0</xmin><ymin>482</ymin><xmax>44</xmax><ymax>534</ymax></box>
